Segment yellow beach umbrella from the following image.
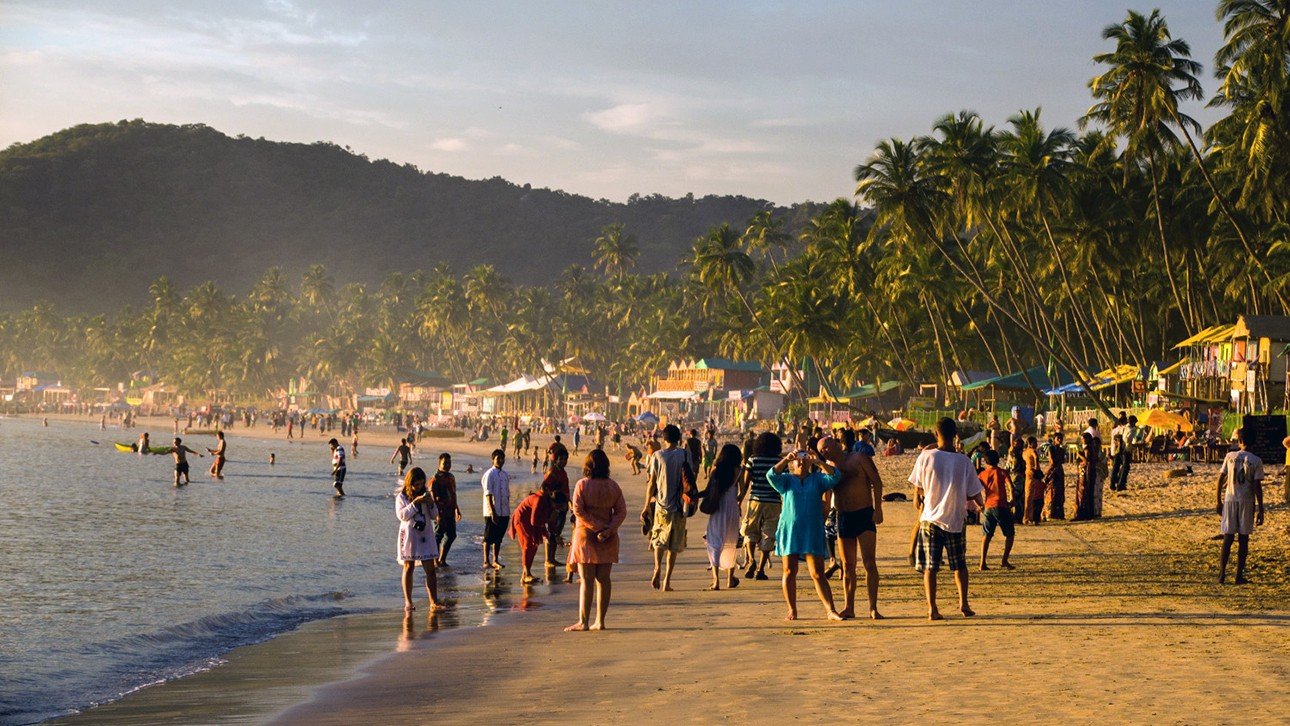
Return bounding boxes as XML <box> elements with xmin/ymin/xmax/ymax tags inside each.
<box><xmin>1139</xmin><ymin>408</ymin><xmax>1193</xmax><ymax>432</ymax></box>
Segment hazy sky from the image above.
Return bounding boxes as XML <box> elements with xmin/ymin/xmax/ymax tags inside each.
<box><xmin>1</xmin><ymin>1</ymin><xmax>1227</xmax><ymax>204</ymax></box>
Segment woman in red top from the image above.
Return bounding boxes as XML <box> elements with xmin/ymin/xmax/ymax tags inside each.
<box><xmin>564</xmin><ymin>449</ymin><xmax>628</xmax><ymax>632</ymax></box>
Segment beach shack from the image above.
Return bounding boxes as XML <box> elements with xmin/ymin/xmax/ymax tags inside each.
<box><xmin>398</xmin><ymin>371</ymin><xmax>453</xmax><ymax>413</ymax></box>
<box><xmin>1172</xmin><ymin>324</ymin><xmax>1236</xmax><ymax>407</ymax></box>
<box><xmin>647</xmin><ymin>358</ymin><xmax>770</xmax><ymax>421</ymax></box>
<box><xmin>1230</xmin><ymin>315</ymin><xmax>1290</xmax><ymax>413</ymax></box>
<box><xmin>961</xmin><ymin>365</ymin><xmax>1074</xmax><ymax>417</ymax></box>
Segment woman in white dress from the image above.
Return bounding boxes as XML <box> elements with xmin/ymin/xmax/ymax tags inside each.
<box><xmin>396</xmin><ymin>467</ymin><xmax>447</xmax><ymax>611</ymax></box>
<box><xmin>700</xmin><ymin>444</ymin><xmax>744</xmax><ymax>590</ymax></box>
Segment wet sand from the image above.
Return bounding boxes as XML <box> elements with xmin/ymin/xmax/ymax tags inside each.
<box><xmin>36</xmin><ymin>414</ymin><xmax>1290</xmax><ymax>723</ymax></box>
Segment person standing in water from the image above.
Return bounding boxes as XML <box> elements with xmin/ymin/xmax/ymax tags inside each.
<box><xmin>430</xmin><ymin>453</ymin><xmax>461</xmax><ymax>567</ymax></box>
<box><xmin>171</xmin><ymin>437</ymin><xmax>203</xmax><ymax>487</ymax></box>
<box><xmin>137</xmin><ymin>431</ymin><xmax>151</xmax><ymax>455</ymax></box>
<box><xmin>481</xmin><ymin>449</ymin><xmax>511</xmax><ymax>570</ymax></box>
<box><xmin>329</xmin><ymin>438</ymin><xmax>347</xmax><ymax>497</ymax></box>
<box><xmin>207</xmin><ymin>431</ymin><xmax>227</xmax><ymax>479</ymax></box>
<box><xmin>391</xmin><ymin>438</ymin><xmax>412</xmax><ymax>478</ymax></box>
<box><xmin>395</xmin><ymin>467</ymin><xmax>447</xmax><ymax>612</ymax></box>
<box><xmin>542</xmin><ymin>452</ymin><xmax>572</xmax><ymax>569</ymax></box>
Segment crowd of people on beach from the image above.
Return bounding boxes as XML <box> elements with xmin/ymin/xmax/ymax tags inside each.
<box><xmin>379</xmin><ymin>408</ymin><xmax>1270</xmax><ymax>628</ymax></box>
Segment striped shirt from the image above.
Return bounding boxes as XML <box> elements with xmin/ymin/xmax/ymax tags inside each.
<box><xmin>745</xmin><ymin>455</ymin><xmax>781</xmax><ymax>503</ymax></box>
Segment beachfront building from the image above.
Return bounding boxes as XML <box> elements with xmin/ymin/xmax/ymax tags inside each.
<box><xmin>1168</xmin><ymin>315</ymin><xmax>1290</xmax><ymax>413</ymax></box>
<box><xmin>397</xmin><ymin>371</ymin><xmax>453</xmax><ymax>414</ymax></box>
<box><xmin>1233</xmin><ymin>315</ymin><xmax>1290</xmax><ymax>413</ymax></box>
<box><xmin>1172</xmin><ymin>324</ymin><xmax>1236</xmax><ymax>406</ymax></box>
<box><xmin>137</xmin><ymin>383</ymin><xmax>180</xmax><ymax>415</ymax></box>
<box><xmin>16</xmin><ymin>371</ymin><xmax>59</xmax><ymax>393</ymax></box>
<box><xmin>646</xmin><ymin>358</ymin><xmax>773</xmax><ymax>422</ymax></box>
<box><xmin>449</xmin><ymin>379</ymin><xmax>489</xmax><ymax>418</ymax></box>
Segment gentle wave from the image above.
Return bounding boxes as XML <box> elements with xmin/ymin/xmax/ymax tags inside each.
<box><xmin>1</xmin><ymin>592</ymin><xmax>353</xmax><ymax>725</ymax></box>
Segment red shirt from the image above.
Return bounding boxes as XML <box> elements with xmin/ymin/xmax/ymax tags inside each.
<box><xmin>978</xmin><ymin>467</ymin><xmax>1011</xmax><ymax>509</ymax></box>
<box><xmin>541</xmin><ymin>467</ymin><xmax>571</xmax><ymax>506</ymax></box>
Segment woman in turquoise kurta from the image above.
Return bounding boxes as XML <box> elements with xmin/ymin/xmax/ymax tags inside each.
<box><xmin>767</xmin><ymin>449</ymin><xmax>843</xmax><ymax>621</ymax></box>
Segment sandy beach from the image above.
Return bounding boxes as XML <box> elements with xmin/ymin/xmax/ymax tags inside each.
<box><xmin>40</xmin><ymin>413</ymin><xmax>1287</xmax><ymax>724</ymax></box>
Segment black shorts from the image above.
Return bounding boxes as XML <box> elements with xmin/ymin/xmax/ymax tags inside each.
<box><xmin>175</xmin><ymin>461</ymin><xmax>189</xmax><ymax>475</ymax></box>
<box><xmin>484</xmin><ymin>516</ymin><xmax>510</xmax><ymax>545</ymax></box>
<box><xmin>837</xmin><ymin>507</ymin><xmax>877</xmax><ymax>538</ymax></box>
<box><xmin>982</xmin><ymin>507</ymin><xmax>1015</xmax><ymax>539</ymax></box>
<box><xmin>333</xmin><ymin>466</ymin><xmax>346</xmax><ymax>485</ymax></box>
<box><xmin>434</xmin><ymin>516</ymin><xmax>457</xmax><ymax>542</ymax></box>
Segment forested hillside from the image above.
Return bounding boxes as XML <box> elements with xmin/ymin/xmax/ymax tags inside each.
<box><xmin>0</xmin><ymin>120</ymin><xmax>821</xmax><ymax>311</ymax></box>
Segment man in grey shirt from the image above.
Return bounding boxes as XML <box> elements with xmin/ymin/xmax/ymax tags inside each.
<box><xmin>641</xmin><ymin>424</ymin><xmax>695</xmax><ymax>591</ymax></box>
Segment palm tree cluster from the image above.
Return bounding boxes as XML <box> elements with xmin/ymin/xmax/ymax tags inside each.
<box><xmin>2</xmin><ymin>5</ymin><xmax>1287</xmax><ymax>409</ymax></box>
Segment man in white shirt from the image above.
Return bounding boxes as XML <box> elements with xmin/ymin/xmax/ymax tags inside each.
<box><xmin>481</xmin><ymin>449</ymin><xmax>511</xmax><ymax>570</ymax></box>
<box><xmin>908</xmin><ymin>418</ymin><xmax>985</xmax><ymax>620</ymax></box>
<box><xmin>1216</xmin><ymin>429</ymin><xmax>1265</xmax><ymax>585</ymax></box>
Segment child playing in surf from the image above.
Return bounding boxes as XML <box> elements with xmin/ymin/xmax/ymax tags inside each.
<box><xmin>172</xmin><ymin>438</ymin><xmax>203</xmax><ymax>487</ymax></box>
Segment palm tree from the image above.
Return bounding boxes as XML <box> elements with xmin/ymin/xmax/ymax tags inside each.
<box><xmin>1087</xmin><ymin>9</ymin><xmax>1287</xmax><ymax>316</ymax></box>
<box><xmin>690</xmin><ymin>223</ymin><xmax>810</xmax><ymax>398</ymax></box>
<box><xmin>591</xmin><ymin>223</ymin><xmax>640</xmax><ymax>278</ymax></box>
<box><xmin>856</xmin><ymin>138</ymin><xmax>1116</xmax><ymax>418</ymax></box>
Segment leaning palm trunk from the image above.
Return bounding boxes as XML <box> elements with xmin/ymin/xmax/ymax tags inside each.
<box><xmin>732</xmin><ymin>287</ymin><xmax>811</xmax><ymax>402</ymax></box>
<box><xmin>1171</xmin><ymin>109</ymin><xmax>1289</xmax><ymax>315</ymax></box>
<box><xmin>913</xmin><ymin>219</ymin><xmax>1116</xmax><ymax>420</ymax></box>
<box><xmin>1147</xmin><ymin>154</ymin><xmax>1197</xmax><ymax>331</ymax></box>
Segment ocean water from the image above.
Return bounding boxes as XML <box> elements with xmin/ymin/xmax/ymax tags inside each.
<box><xmin>0</xmin><ymin>417</ymin><xmax>519</xmax><ymax>725</ymax></box>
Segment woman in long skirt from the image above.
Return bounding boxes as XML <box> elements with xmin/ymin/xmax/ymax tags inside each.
<box><xmin>700</xmin><ymin>444</ymin><xmax>744</xmax><ymax>590</ymax></box>
<box><xmin>1073</xmin><ymin>432</ymin><xmax>1098</xmax><ymax>521</ymax></box>
<box><xmin>1045</xmin><ymin>432</ymin><xmax>1067</xmax><ymax>519</ymax></box>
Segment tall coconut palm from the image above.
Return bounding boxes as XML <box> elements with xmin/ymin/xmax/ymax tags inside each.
<box><xmin>691</xmin><ymin>223</ymin><xmax>810</xmax><ymax>398</ymax></box>
<box><xmin>1087</xmin><ymin>9</ymin><xmax>1286</xmax><ymax>316</ymax></box>
<box><xmin>857</xmin><ymin>138</ymin><xmax>1116</xmax><ymax>418</ymax></box>
<box><xmin>592</xmin><ymin>223</ymin><xmax>640</xmax><ymax>278</ymax></box>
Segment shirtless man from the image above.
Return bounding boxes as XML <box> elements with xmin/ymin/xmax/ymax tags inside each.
<box><xmin>172</xmin><ymin>437</ymin><xmax>203</xmax><ymax>487</ymax></box>
<box><xmin>391</xmin><ymin>438</ymin><xmax>412</xmax><ymax>477</ymax></box>
<box><xmin>207</xmin><ymin>430</ymin><xmax>227</xmax><ymax>479</ymax></box>
<box><xmin>818</xmin><ymin>431</ymin><xmax>884</xmax><ymax>619</ymax></box>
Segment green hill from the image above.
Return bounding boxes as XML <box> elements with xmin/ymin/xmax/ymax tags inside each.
<box><xmin>0</xmin><ymin>120</ymin><xmax>821</xmax><ymax>312</ymax></box>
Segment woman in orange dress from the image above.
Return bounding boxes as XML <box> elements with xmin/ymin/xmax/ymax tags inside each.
<box><xmin>564</xmin><ymin>449</ymin><xmax>628</xmax><ymax>632</ymax></box>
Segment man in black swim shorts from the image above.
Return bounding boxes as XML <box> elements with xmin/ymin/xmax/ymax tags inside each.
<box><xmin>818</xmin><ymin>433</ymin><xmax>885</xmax><ymax>620</ymax></box>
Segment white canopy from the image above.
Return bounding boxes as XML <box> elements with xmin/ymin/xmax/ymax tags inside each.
<box><xmin>482</xmin><ymin>374</ymin><xmax>553</xmax><ymax>396</ymax></box>
<box><xmin>647</xmin><ymin>390</ymin><xmax>697</xmax><ymax>400</ymax></box>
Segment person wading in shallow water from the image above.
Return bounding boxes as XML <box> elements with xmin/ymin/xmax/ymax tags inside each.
<box><xmin>172</xmin><ymin>437</ymin><xmax>203</xmax><ymax>487</ymax></box>
<box><xmin>329</xmin><ymin>438</ymin><xmax>347</xmax><ymax>497</ymax></box>
<box><xmin>207</xmin><ymin>431</ymin><xmax>227</xmax><ymax>479</ymax></box>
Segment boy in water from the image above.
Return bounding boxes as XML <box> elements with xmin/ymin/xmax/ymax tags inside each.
<box><xmin>329</xmin><ymin>438</ymin><xmax>347</xmax><ymax>497</ymax></box>
<box><xmin>977</xmin><ymin>450</ymin><xmax>1015</xmax><ymax>570</ymax></box>
<box><xmin>172</xmin><ymin>437</ymin><xmax>203</xmax><ymax>487</ymax></box>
